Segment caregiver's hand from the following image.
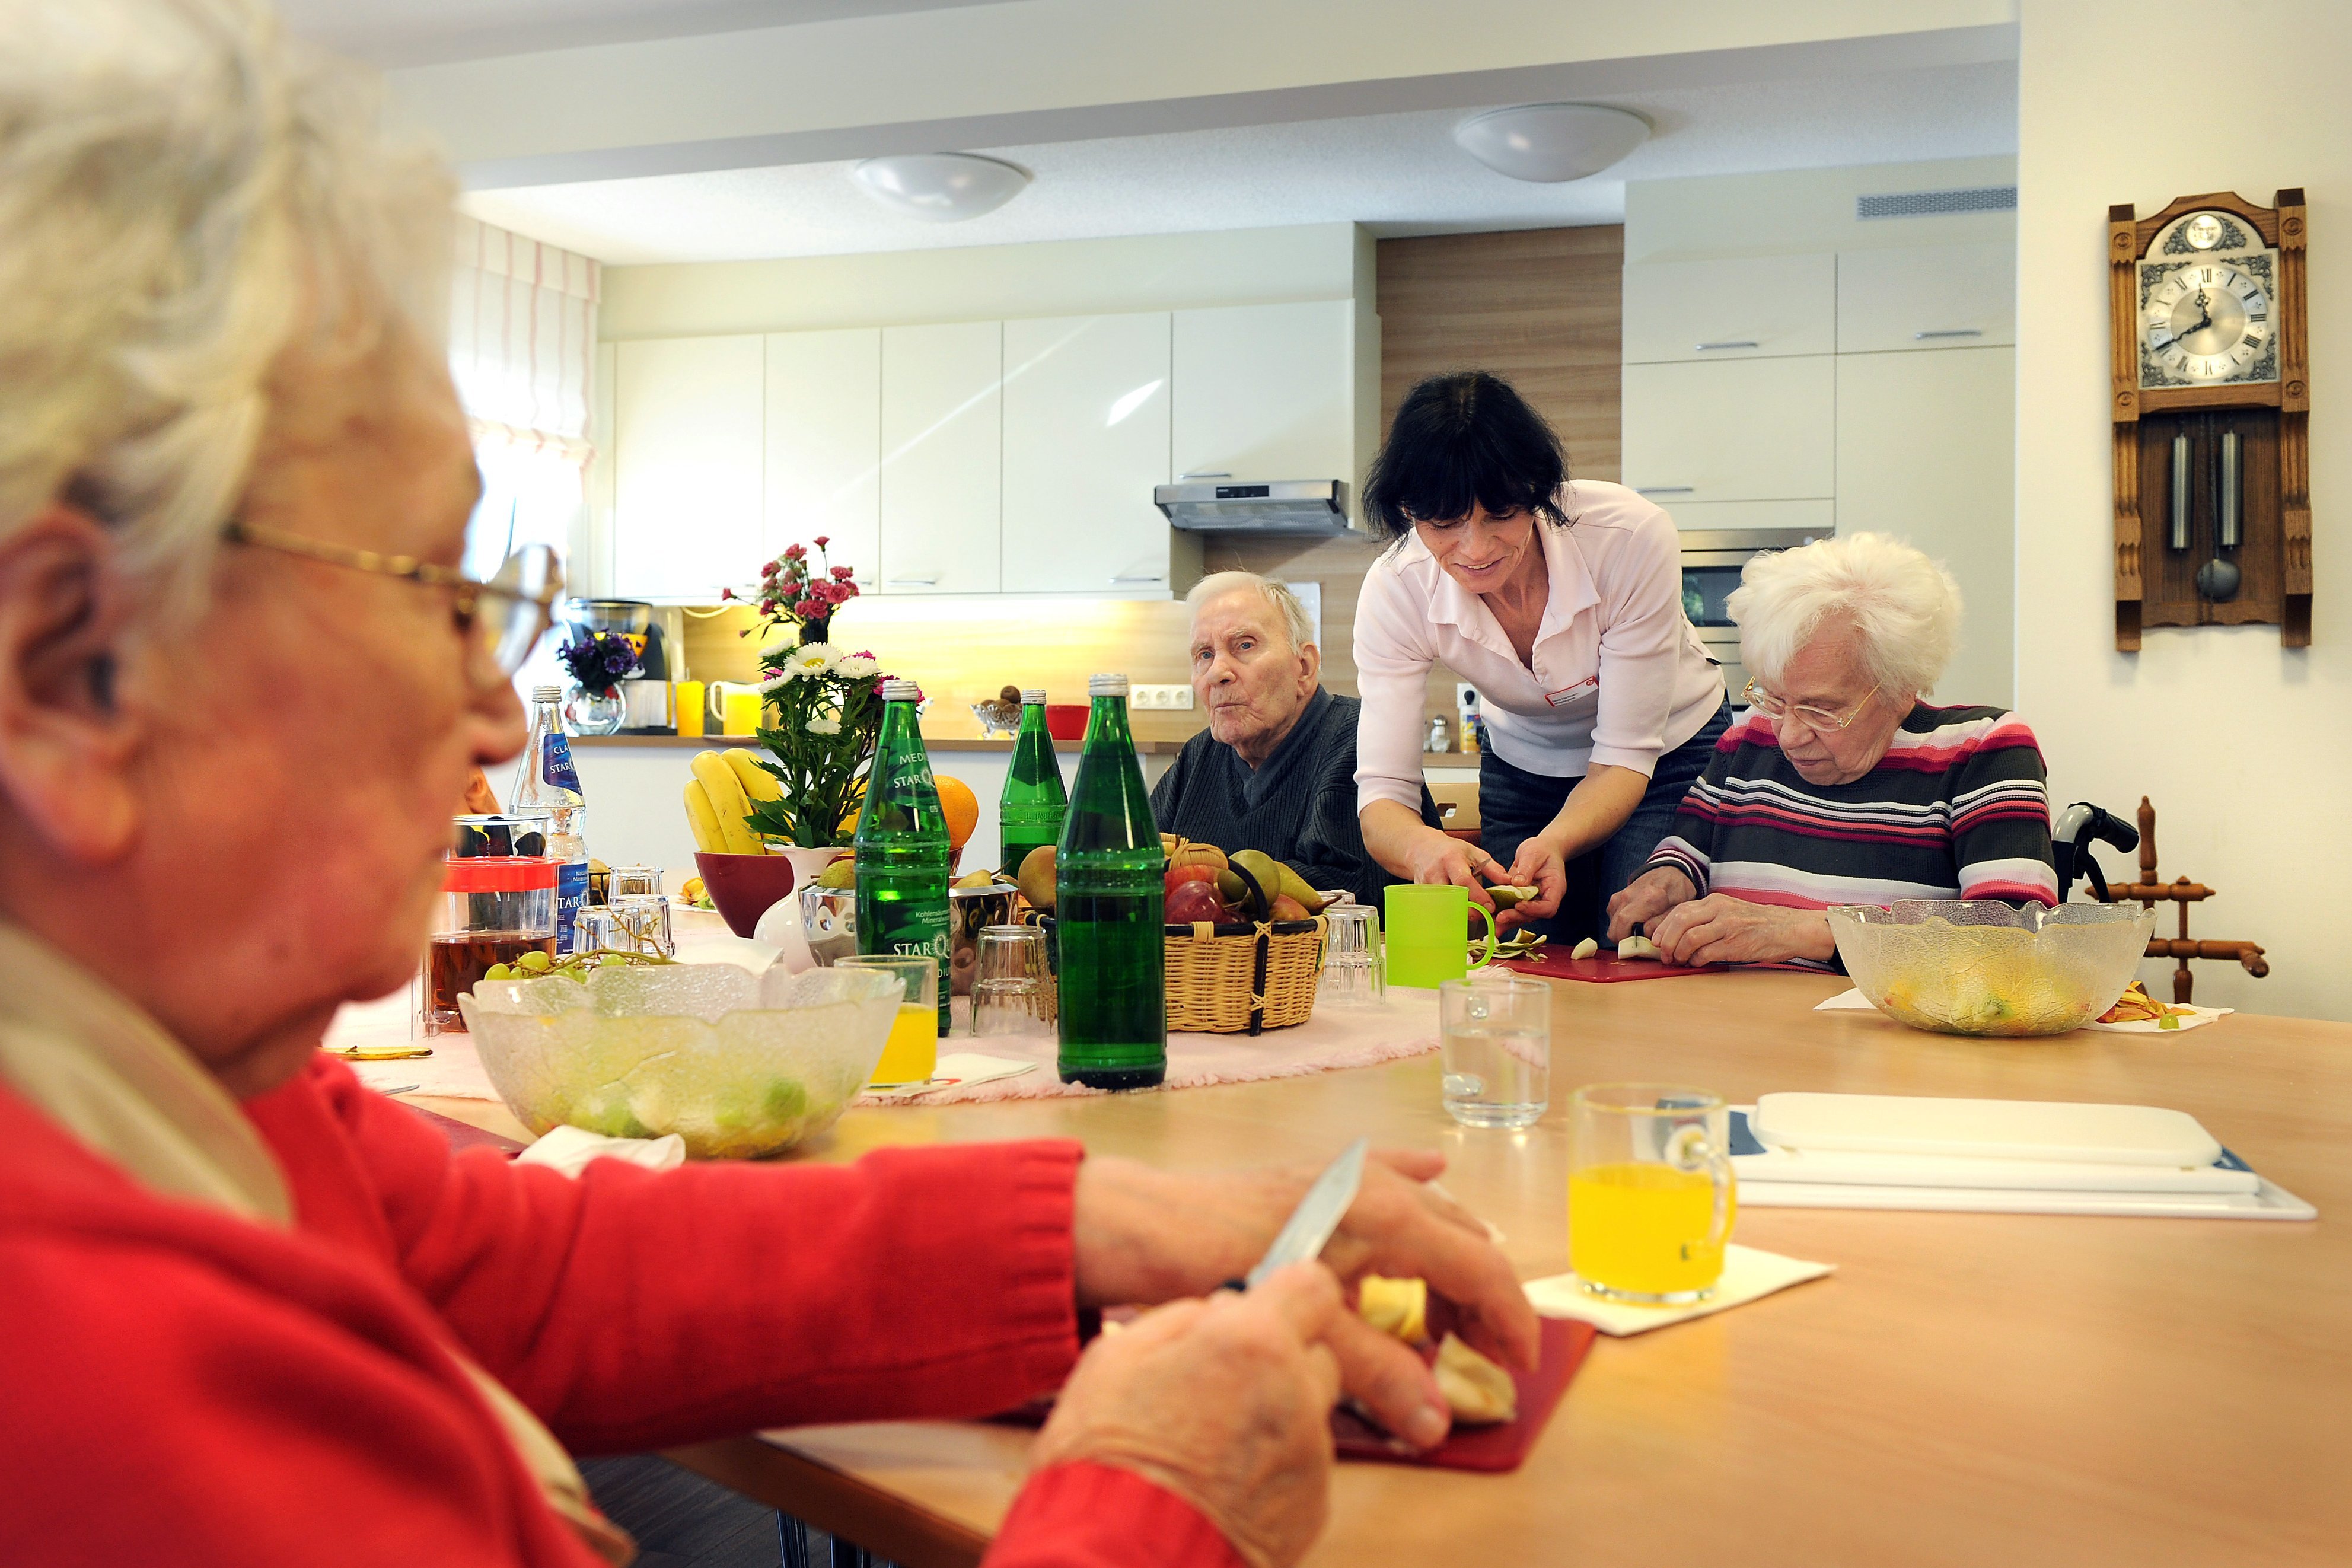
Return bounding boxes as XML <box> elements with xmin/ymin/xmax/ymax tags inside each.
<box><xmin>1033</xmin><ymin>1263</ymin><xmax>1343</xmax><ymax>1568</ymax></box>
<box><xmin>1497</xmin><ymin>834</ymin><xmax>1568</xmax><ymax>928</ymax></box>
<box><xmin>1401</xmin><ymin>829</ymin><xmax>1505</xmax><ymax>914</ymax></box>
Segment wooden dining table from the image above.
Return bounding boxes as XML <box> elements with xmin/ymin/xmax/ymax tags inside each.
<box><xmin>416</xmin><ymin>970</ymin><xmax>2351</xmax><ymax>1566</ymax></box>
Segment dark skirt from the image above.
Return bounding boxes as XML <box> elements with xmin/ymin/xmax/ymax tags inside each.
<box><xmin>1475</xmin><ymin>703</ymin><xmax>1732</xmax><ymax>944</ymax></box>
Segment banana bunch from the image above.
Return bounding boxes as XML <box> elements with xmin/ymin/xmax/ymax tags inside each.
<box><xmin>684</xmin><ymin>748</ymin><xmax>784</xmax><ymax>856</ymax></box>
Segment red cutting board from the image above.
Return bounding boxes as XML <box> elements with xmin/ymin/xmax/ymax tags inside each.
<box><xmin>1494</xmin><ymin>949</ymin><xmax>1722</xmax><ymax>983</ymax></box>
<box><xmin>1332</xmin><ymin>1317</ymin><xmax>1595</xmax><ymax>1472</ymax></box>
<box><xmin>992</xmin><ymin>1317</ymin><xmax>1594</xmax><ymax>1475</ymax></box>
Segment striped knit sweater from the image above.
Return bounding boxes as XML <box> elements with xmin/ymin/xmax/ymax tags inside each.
<box><xmin>1645</xmin><ymin>703</ymin><xmax>2059</xmax><ymax>916</ymax></box>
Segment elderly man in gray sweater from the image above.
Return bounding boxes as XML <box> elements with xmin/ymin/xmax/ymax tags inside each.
<box><xmin>1151</xmin><ymin>573</ymin><xmax>1438</xmax><ymax>902</ymax></box>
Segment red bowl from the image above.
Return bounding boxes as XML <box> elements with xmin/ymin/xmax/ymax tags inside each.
<box><xmin>693</xmin><ymin>851</ymin><xmax>799</xmax><ymax>938</ymax></box>
<box><xmin>1044</xmin><ymin>703</ymin><xmax>1089</xmax><ymax>741</ymax></box>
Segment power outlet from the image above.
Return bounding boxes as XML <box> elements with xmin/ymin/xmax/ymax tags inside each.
<box><xmin>1132</xmin><ymin>684</ymin><xmax>1195</xmax><ymax>710</ymax></box>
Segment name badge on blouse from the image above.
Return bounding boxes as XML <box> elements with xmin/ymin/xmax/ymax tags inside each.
<box><xmin>1542</xmin><ymin>677</ymin><xmax>1599</xmax><ymax>709</ymax></box>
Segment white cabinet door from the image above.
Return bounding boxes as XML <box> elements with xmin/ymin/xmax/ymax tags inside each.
<box><xmin>879</xmin><ymin>320</ymin><xmax>1002</xmax><ymax>595</ymax></box>
<box><xmin>612</xmin><ymin>335</ymin><xmax>764</xmax><ymax>601</ymax></box>
<box><xmin>1835</xmin><ymin>347</ymin><xmax>2015</xmax><ymax>707</ymax></box>
<box><xmin>1003</xmin><ymin>313</ymin><xmax>1192</xmax><ymax>595</ymax></box>
<box><xmin>1838</xmin><ymin>243</ymin><xmax>2016</xmax><ymax>354</ymax></box>
<box><xmin>1621</xmin><ymin>254</ymin><xmax>1837</xmax><ymax>364</ymax></box>
<box><xmin>1171</xmin><ymin>300</ymin><xmax>1355</xmax><ymax>483</ymax></box>
<box><xmin>766</xmin><ymin>328</ymin><xmax>881</xmax><ymax>589</ymax></box>
<box><xmin>1621</xmin><ymin>356</ymin><xmax>1835</xmax><ymax>503</ymax></box>
<box><xmin>1657</xmin><ymin>498</ymin><xmax>1836</xmax><ymax>536</ymax></box>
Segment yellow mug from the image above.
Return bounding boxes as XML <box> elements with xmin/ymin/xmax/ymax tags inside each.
<box><xmin>1569</xmin><ymin>1084</ymin><xmax>1737</xmax><ymax>1305</ymax></box>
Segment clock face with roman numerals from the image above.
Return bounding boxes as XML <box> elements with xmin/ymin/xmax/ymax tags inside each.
<box><xmin>2138</xmin><ymin>211</ymin><xmax>2280</xmax><ymax>388</ymax></box>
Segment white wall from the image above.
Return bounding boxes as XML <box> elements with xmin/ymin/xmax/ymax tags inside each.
<box><xmin>599</xmin><ymin>223</ymin><xmax>1363</xmax><ymax>338</ymax></box>
<box><xmin>2017</xmin><ymin>0</ymin><xmax>2352</xmax><ymax>1021</ymax></box>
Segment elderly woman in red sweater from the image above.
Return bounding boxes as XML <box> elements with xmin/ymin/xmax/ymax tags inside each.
<box><xmin>0</xmin><ymin>5</ymin><xmax>1535</xmax><ymax>1566</ymax></box>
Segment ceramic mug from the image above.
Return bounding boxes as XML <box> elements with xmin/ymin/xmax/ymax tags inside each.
<box><xmin>1382</xmin><ymin>884</ymin><xmax>1496</xmax><ymax>989</ymax></box>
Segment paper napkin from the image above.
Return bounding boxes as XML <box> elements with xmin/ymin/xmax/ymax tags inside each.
<box><xmin>1522</xmin><ymin>1244</ymin><xmax>1835</xmax><ymax>1336</ymax></box>
<box><xmin>517</xmin><ymin>1123</ymin><xmax>687</xmax><ymax>1177</ymax></box>
<box><xmin>863</xmin><ymin>1051</ymin><xmax>1039</xmax><ymax>1099</ymax></box>
<box><xmin>1813</xmin><ymin>986</ymin><xmax>2230</xmax><ymax>1033</ymax></box>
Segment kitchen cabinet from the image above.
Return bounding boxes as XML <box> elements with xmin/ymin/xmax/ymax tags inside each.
<box><xmin>1835</xmin><ymin>346</ymin><xmax>2015</xmax><ymax>706</ymax></box>
<box><xmin>1837</xmin><ymin>243</ymin><xmax>2016</xmax><ymax>354</ymax></box>
<box><xmin>1002</xmin><ymin>312</ymin><xmax>1199</xmax><ymax>596</ymax></box>
<box><xmin>879</xmin><ymin>320</ymin><xmax>1002</xmax><ymax>596</ymax></box>
<box><xmin>611</xmin><ymin>334</ymin><xmax>765</xmax><ymax>601</ymax></box>
<box><xmin>1621</xmin><ymin>356</ymin><xmax>1836</xmax><ymax>504</ymax></box>
<box><xmin>765</xmin><ymin>328</ymin><xmax>881</xmax><ymax>587</ymax></box>
<box><xmin>1171</xmin><ymin>300</ymin><xmax>1357</xmax><ymax>486</ymax></box>
<box><xmin>1621</xmin><ymin>254</ymin><xmax>1837</xmax><ymax>364</ymax></box>
<box><xmin>1655</xmin><ymin>498</ymin><xmax>1836</xmax><ymax>535</ymax></box>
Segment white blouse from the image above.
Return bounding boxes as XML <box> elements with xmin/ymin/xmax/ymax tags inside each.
<box><xmin>1353</xmin><ymin>482</ymin><xmax>1726</xmax><ymax>815</ymax></box>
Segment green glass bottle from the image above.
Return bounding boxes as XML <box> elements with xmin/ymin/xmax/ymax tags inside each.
<box><xmin>998</xmin><ymin>687</ymin><xmax>1069</xmax><ymax>881</ymax></box>
<box><xmin>854</xmin><ymin>678</ymin><xmax>952</xmax><ymax>1037</ymax></box>
<box><xmin>1055</xmin><ymin>673</ymin><xmax>1165</xmax><ymax>1090</ymax></box>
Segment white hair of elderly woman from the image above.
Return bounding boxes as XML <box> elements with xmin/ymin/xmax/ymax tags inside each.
<box><xmin>0</xmin><ymin>0</ymin><xmax>455</xmax><ymax>619</ymax></box>
<box><xmin>1185</xmin><ymin>571</ymin><xmax>1315</xmax><ymax>651</ymax></box>
<box><xmin>1728</xmin><ymin>531</ymin><xmax>1962</xmax><ymax>697</ymax></box>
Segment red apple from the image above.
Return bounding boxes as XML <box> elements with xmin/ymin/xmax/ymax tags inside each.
<box><xmin>1165</xmin><ymin>862</ymin><xmax>1220</xmax><ymax>894</ymax></box>
<box><xmin>1165</xmin><ymin>880</ymin><xmax>1233</xmax><ymax>926</ymax></box>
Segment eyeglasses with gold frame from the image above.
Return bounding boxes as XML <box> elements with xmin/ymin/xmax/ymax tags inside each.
<box><xmin>1741</xmin><ymin>677</ymin><xmax>1880</xmax><ymax>733</ymax></box>
<box><xmin>222</xmin><ymin>518</ymin><xmax>562</xmax><ymax>677</ymax></box>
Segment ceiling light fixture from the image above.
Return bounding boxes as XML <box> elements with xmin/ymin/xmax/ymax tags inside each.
<box><xmin>1452</xmin><ymin>103</ymin><xmax>1649</xmax><ymax>183</ymax></box>
<box><xmin>850</xmin><ymin>153</ymin><xmax>1030</xmax><ymax>222</ymax></box>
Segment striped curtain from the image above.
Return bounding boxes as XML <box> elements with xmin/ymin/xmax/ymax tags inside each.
<box><xmin>447</xmin><ymin>215</ymin><xmax>600</xmax><ymax>580</ymax></box>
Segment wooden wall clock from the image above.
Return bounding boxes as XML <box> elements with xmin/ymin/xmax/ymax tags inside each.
<box><xmin>2109</xmin><ymin>189</ymin><xmax>2308</xmax><ymax>648</ymax></box>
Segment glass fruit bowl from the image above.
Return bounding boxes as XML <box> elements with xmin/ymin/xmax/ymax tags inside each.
<box><xmin>1827</xmin><ymin>900</ymin><xmax>2157</xmax><ymax>1037</ymax></box>
<box><xmin>460</xmin><ymin>963</ymin><xmax>901</xmax><ymax>1158</ymax></box>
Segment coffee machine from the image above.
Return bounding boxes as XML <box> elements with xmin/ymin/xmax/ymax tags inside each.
<box><xmin>558</xmin><ymin>598</ymin><xmax>688</xmax><ymax>734</ymax></box>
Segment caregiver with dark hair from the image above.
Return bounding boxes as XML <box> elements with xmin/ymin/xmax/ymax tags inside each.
<box><xmin>1354</xmin><ymin>371</ymin><xmax>1732</xmax><ymax>941</ymax></box>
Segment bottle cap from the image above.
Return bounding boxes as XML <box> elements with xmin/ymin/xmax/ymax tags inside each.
<box><xmin>882</xmin><ymin>678</ymin><xmax>922</xmax><ymax>703</ymax></box>
<box><xmin>1088</xmin><ymin>673</ymin><xmax>1128</xmax><ymax>697</ymax></box>
<box><xmin>1020</xmin><ymin>688</ymin><xmax>1048</xmax><ymax>705</ymax></box>
<box><xmin>532</xmin><ymin>684</ymin><xmax>563</xmax><ymax>702</ymax></box>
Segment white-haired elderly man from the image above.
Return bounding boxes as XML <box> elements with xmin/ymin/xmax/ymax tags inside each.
<box><xmin>0</xmin><ymin>5</ymin><xmax>1535</xmax><ymax>1566</ymax></box>
<box><xmin>1607</xmin><ymin>533</ymin><xmax>2058</xmax><ymax>968</ymax></box>
<box><xmin>1151</xmin><ymin>572</ymin><xmax>1438</xmax><ymax>903</ymax></box>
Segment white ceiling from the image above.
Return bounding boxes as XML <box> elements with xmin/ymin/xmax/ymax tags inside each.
<box><xmin>461</xmin><ymin>59</ymin><xmax>2018</xmax><ymax>265</ymax></box>
<box><xmin>277</xmin><ymin>0</ymin><xmax>999</xmax><ymax>69</ymax></box>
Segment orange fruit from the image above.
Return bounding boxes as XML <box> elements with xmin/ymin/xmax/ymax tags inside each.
<box><xmin>933</xmin><ymin>773</ymin><xmax>980</xmax><ymax>852</ymax></box>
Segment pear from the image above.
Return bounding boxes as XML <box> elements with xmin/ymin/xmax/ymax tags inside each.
<box><xmin>816</xmin><ymin>857</ymin><xmax>856</xmax><ymax>890</ymax></box>
<box><xmin>1213</xmin><ymin>869</ymin><xmax>1250</xmax><ymax>908</ymax></box>
<box><xmin>1017</xmin><ymin>844</ymin><xmax>1058</xmax><ymax>912</ymax></box>
<box><xmin>1227</xmin><ymin>851</ymin><xmax>1282</xmax><ymax>918</ymax></box>
<box><xmin>1272</xmin><ymin>860</ymin><xmax>1336</xmax><ymax>914</ymax></box>
<box><xmin>1484</xmin><ymin>884</ymin><xmax>1541</xmax><ymax>912</ymax></box>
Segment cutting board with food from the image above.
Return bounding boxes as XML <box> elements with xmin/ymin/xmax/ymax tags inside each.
<box><xmin>1330</xmin><ymin>1314</ymin><xmax>1594</xmax><ymax>1471</ymax></box>
<box><xmin>1494</xmin><ymin>933</ymin><xmax>1722</xmax><ymax>983</ymax></box>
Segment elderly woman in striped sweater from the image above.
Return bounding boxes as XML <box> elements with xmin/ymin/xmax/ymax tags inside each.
<box><xmin>1606</xmin><ymin>533</ymin><xmax>2057</xmax><ymax>969</ymax></box>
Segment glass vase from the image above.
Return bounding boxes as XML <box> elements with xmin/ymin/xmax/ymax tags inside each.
<box><xmin>565</xmin><ymin>684</ymin><xmax>626</xmax><ymax>735</ymax></box>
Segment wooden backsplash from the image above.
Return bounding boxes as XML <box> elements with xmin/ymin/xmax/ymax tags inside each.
<box><xmin>681</xmin><ymin>224</ymin><xmax>1625</xmax><ymax>749</ymax></box>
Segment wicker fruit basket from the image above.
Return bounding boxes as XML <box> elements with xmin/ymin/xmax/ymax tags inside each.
<box><xmin>1165</xmin><ymin>916</ymin><xmax>1327</xmax><ymax>1035</ymax></box>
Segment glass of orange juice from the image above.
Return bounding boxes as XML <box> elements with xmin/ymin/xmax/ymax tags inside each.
<box><xmin>838</xmin><ymin>954</ymin><xmax>939</xmax><ymax>1086</ymax></box>
<box><xmin>1569</xmin><ymin>1084</ymin><xmax>1736</xmax><ymax>1305</ymax></box>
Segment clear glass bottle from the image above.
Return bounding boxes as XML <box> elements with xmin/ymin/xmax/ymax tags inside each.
<box><xmin>511</xmin><ymin>685</ymin><xmax>589</xmax><ymax>954</ymax></box>
<box><xmin>998</xmin><ymin>687</ymin><xmax>1069</xmax><ymax>881</ymax></box>
<box><xmin>1055</xmin><ymin>673</ymin><xmax>1165</xmax><ymax>1090</ymax></box>
<box><xmin>853</xmin><ymin>679</ymin><xmax>953</xmax><ymax>1038</ymax></box>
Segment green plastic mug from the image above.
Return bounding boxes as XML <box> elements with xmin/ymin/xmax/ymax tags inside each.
<box><xmin>1384</xmin><ymin>884</ymin><xmax>1496</xmax><ymax>989</ymax></box>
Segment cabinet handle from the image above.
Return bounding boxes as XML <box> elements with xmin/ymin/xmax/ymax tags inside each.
<box><xmin>1913</xmin><ymin>328</ymin><xmax>1984</xmax><ymax>340</ymax></box>
<box><xmin>1634</xmin><ymin>486</ymin><xmax>1695</xmax><ymax>496</ymax></box>
<box><xmin>1694</xmin><ymin>340</ymin><xmax>1758</xmax><ymax>352</ymax></box>
<box><xmin>1109</xmin><ymin>573</ymin><xmax>1167</xmax><ymax>584</ymax></box>
<box><xmin>1178</xmin><ymin>471</ymin><xmax>1231</xmax><ymax>480</ymax></box>
<box><xmin>887</xmin><ymin>575</ymin><xmax>941</xmax><ymax>587</ymax></box>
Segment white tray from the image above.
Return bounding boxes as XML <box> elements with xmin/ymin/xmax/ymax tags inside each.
<box><xmin>1752</xmin><ymin>1091</ymin><xmax>2221</xmax><ymax>1167</ymax></box>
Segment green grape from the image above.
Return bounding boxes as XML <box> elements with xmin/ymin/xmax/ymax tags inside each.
<box><xmin>517</xmin><ymin>949</ymin><xmax>553</xmax><ymax>974</ymax></box>
<box><xmin>485</xmin><ymin>963</ymin><xmax>514</xmax><ymax>980</ymax></box>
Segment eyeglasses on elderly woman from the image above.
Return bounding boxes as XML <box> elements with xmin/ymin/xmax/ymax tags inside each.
<box><xmin>221</xmin><ymin>518</ymin><xmax>562</xmax><ymax>677</ymax></box>
<box><xmin>1741</xmin><ymin>677</ymin><xmax>1880</xmax><ymax>732</ymax></box>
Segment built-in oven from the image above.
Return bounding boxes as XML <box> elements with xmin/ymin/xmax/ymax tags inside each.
<box><xmin>1679</xmin><ymin>527</ymin><xmax>1831</xmax><ymax>707</ymax></box>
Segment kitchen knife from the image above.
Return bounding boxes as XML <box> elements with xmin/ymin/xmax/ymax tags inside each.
<box><xmin>1243</xmin><ymin>1137</ymin><xmax>1368</xmax><ymax>1290</ymax></box>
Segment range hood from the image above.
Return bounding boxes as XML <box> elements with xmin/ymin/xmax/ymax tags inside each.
<box><xmin>1155</xmin><ymin>479</ymin><xmax>1356</xmax><ymax>537</ymax></box>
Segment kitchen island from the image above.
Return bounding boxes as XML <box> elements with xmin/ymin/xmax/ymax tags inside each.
<box><xmin>415</xmin><ymin>971</ymin><xmax>2351</xmax><ymax>1567</ymax></box>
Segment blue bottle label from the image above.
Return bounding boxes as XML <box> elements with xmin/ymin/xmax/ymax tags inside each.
<box><xmin>543</xmin><ymin>735</ymin><xmax>581</xmax><ymax>792</ymax></box>
<box><xmin>554</xmin><ymin>862</ymin><xmax>589</xmax><ymax>954</ymax></box>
